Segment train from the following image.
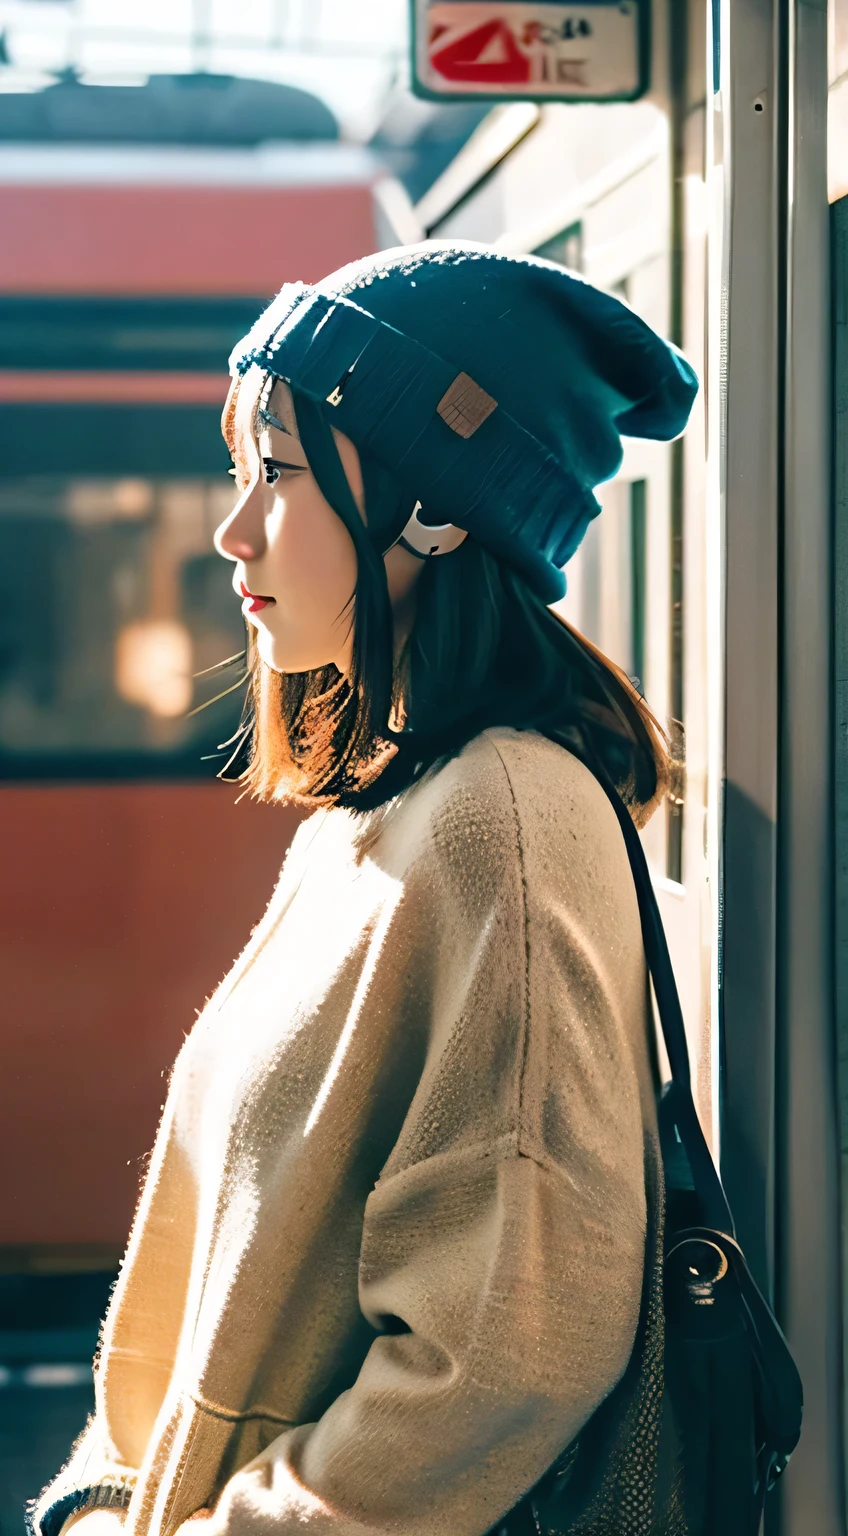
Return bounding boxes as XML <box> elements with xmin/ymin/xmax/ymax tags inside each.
<box><xmin>0</xmin><ymin>72</ymin><xmax>424</xmax><ymax>1261</ymax></box>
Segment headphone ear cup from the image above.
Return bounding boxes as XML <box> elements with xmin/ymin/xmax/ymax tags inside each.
<box><xmin>392</xmin><ymin>501</ymin><xmax>469</xmax><ymax>560</ymax></box>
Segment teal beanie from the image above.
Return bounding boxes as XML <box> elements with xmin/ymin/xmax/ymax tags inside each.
<box><xmin>229</xmin><ymin>240</ymin><xmax>699</xmax><ymax>603</ymax></box>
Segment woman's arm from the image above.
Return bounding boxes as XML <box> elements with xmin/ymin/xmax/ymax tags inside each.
<box><xmin>188</xmin><ymin>1142</ymin><xmax>645</xmax><ymax>1536</ymax></box>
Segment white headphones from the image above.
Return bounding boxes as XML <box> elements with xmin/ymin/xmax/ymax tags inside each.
<box><xmin>391</xmin><ymin>500</ymin><xmax>468</xmax><ymax>560</ymax></box>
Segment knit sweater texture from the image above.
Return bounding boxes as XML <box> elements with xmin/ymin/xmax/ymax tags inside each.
<box><xmin>34</xmin><ymin>726</ymin><xmax>662</xmax><ymax>1536</ymax></box>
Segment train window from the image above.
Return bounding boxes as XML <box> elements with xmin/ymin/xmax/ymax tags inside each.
<box><xmin>0</xmin><ymin>473</ymin><xmax>246</xmax><ymax>778</ymax></box>
<box><xmin>533</xmin><ymin>221</ymin><xmax>583</xmax><ymax>272</ymax></box>
<box><xmin>0</xmin><ymin>297</ymin><xmax>265</xmax><ymax>375</ymax></box>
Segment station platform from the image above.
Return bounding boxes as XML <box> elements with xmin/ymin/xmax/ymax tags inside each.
<box><xmin>0</xmin><ymin>1271</ymin><xmax>114</xmax><ymax>1534</ymax></box>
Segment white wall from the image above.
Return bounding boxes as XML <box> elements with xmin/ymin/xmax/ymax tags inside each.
<box><xmin>829</xmin><ymin>0</ymin><xmax>848</xmax><ymax>201</ymax></box>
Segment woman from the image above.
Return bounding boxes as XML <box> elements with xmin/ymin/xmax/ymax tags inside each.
<box><xmin>33</xmin><ymin>241</ymin><xmax>697</xmax><ymax>1536</ymax></box>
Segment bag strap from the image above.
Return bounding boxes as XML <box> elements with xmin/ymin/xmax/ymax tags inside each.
<box><xmin>594</xmin><ymin>768</ymin><xmax>803</xmax><ymax>1464</ymax></box>
<box><xmin>596</xmin><ymin>776</ymin><xmax>736</xmax><ymax>1237</ymax></box>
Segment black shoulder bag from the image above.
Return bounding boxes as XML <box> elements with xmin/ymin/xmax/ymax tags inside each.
<box><xmin>491</xmin><ymin>779</ymin><xmax>803</xmax><ymax>1536</ymax></box>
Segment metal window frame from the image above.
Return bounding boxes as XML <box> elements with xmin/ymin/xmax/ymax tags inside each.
<box><xmin>836</xmin><ymin>187</ymin><xmax>848</xmax><ymax>1530</ymax></box>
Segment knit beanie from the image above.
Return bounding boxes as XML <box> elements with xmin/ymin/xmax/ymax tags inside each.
<box><xmin>229</xmin><ymin>240</ymin><xmax>698</xmax><ymax>602</ymax></box>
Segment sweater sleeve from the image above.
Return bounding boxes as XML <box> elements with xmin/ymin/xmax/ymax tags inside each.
<box><xmin>27</xmin><ymin>1421</ymin><xmax>136</xmax><ymax>1536</ymax></box>
<box><xmin>192</xmin><ymin>739</ymin><xmax>650</xmax><ymax>1536</ymax></box>
<box><xmin>197</xmin><ymin>1142</ymin><xmax>645</xmax><ymax>1536</ymax></box>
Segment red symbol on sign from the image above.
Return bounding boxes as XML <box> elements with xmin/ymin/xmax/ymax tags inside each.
<box><xmin>429</xmin><ymin>19</ymin><xmax>531</xmax><ymax>84</ymax></box>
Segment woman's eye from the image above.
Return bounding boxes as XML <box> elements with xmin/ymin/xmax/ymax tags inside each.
<box><xmin>265</xmin><ymin>465</ymin><xmax>281</xmax><ymax>486</ymax></box>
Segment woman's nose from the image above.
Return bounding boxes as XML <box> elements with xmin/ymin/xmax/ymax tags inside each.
<box><xmin>214</xmin><ymin>483</ymin><xmax>267</xmax><ymax>563</ymax></box>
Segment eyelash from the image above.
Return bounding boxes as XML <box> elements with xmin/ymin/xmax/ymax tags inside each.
<box><xmin>226</xmin><ymin>459</ymin><xmax>303</xmax><ymax>485</ymax></box>
<box><xmin>264</xmin><ymin>460</ymin><xmax>304</xmax><ymax>485</ymax></box>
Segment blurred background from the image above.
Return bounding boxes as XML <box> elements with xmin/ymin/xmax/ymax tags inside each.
<box><xmin>0</xmin><ymin>3</ymin><xmax>481</xmax><ymax>1520</ymax></box>
<box><xmin>0</xmin><ymin>0</ymin><xmax>846</xmax><ymax>1529</ymax></box>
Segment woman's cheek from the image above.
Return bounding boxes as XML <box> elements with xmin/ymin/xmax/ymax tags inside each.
<box><xmin>263</xmin><ymin>494</ymin><xmax>287</xmax><ymax>556</ymax></box>
<box><xmin>262</xmin><ymin>482</ymin><xmax>357</xmax><ymax>657</ymax></box>
<box><xmin>265</xmin><ymin>494</ymin><xmax>315</xmax><ymax>598</ymax></box>
<box><xmin>300</xmin><ymin>488</ymin><xmax>355</xmax><ymax>592</ymax></box>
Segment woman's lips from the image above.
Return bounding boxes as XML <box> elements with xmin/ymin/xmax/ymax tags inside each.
<box><xmin>240</xmin><ymin>581</ymin><xmax>276</xmax><ymax>614</ymax></box>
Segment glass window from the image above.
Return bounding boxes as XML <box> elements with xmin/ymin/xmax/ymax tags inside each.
<box><xmin>533</xmin><ymin>220</ymin><xmax>583</xmax><ymax>272</ymax></box>
<box><xmin>0</xmin><ymin>473</ymin><xmax>245</xmax><ymax>776</ymax></box>
<box><xmin>0</xmin><ymin>297</ymin><xmax>264</xmax><ymax>374</ymax></box>
<box><xmin>558</xmin><ymin>478</ymin><xmax>647</xmax><ymax>692</ymax></box>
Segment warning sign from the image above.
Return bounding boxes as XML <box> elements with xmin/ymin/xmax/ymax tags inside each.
<box><xmin>412</xmin><ymin>1</ymin><xmax>647</xmax><ymax>103</ymax></box>
<box><xmin>430</xmin><ymin>19</ymin><xmax>532</xmax><ymax>84</ymax></box>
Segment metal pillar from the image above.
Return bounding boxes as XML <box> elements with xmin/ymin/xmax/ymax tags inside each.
<box><xmin>716</xmin><ymin>0</ymin><xmax>842</xmax><ymax>1527</ymax></box>
<box><xmin>715</xmin><ymin>0</ymin><xmax>782</xmax><ymax>1309</ymax></box>
<box><xmin>778</xmin><ymin>6</ymin><xmax>842</xmax><ymax>1528</ymax></box>
<box><xmin>776</xmin><ymin>0</ymin><xmax>842</xmax><ymax>1524</ymax></box>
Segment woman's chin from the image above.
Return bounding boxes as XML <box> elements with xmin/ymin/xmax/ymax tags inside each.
<box><xmin>254</xmin><ymin>625</ymin><xmax>339</xmax><ymax>677</ymax></box>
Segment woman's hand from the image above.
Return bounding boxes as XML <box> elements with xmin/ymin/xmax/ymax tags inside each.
<box><xmin>174</xmin><ymin>1510</ymin><xmax>216</xmax><ymax>1535</ymax></box>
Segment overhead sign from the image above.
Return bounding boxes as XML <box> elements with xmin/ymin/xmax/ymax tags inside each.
<box><xmin>411</xmin><ymin>1</ymin><xmax>648</xmax><ymax>103</ymax></box>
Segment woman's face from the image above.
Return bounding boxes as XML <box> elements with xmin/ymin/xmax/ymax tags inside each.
<box><xmin>214</xmin><ymin>369</ymin><xmax>364</xmax><ymax>675</ymax></box>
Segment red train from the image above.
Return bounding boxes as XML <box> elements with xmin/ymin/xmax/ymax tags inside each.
<box><xmin>0</xmin><ymin>75</ymin><xmax>416</xmax><ymax>1261</ymax></box>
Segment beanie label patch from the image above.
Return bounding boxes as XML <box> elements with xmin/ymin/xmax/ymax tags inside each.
<box><xmin>436</xmin><ymin>372</ymin><xmax>498</xmax><ymax>438</ymax></box>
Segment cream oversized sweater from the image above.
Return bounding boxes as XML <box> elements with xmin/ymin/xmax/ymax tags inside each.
<box><xmin>34</xmin><ymin>727</ymin><xmax>662</xmax><ymax>1536</ymax></box>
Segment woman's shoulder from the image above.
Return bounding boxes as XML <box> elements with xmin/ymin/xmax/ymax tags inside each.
<box><xmin>367</xmin><ymin>725</ymin><xmax>623</xmax><ymax>885</ymax></box>
<box><xmin>473</xmin><ymin>725</ymin><xmax>604</xmax><ymax>798</ymax></box>
<box><xmin>476</xmin><ymin>727</ymin><xmax>635</xmax><ymax>898</ymax></box>
<box><xmin>449</xmin><ymin>725</ymin><xmax>619</xmax><ymax>837</ymax></box>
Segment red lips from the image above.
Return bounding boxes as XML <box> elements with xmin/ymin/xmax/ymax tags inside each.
<box><xmin>240</xmin><ymin>581</ymin><xmax>275</xmax><ymax>613</ymax></box>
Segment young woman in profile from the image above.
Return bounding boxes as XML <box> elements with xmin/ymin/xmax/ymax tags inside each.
<box><xmin>34</xmin><ymin>242</ymin><xmax>697</xmax><ymax>1536</ymax></box>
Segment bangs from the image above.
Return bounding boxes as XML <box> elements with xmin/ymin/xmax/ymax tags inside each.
<box><xmin>222</xmin><ymin>381</ymin><xmax>238</xmax><ymax>457</ymax></box>
<box><xmin>224</xmin><ymin>370</ymin><xmax>279</xmax><ymax>484</ymax></box>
